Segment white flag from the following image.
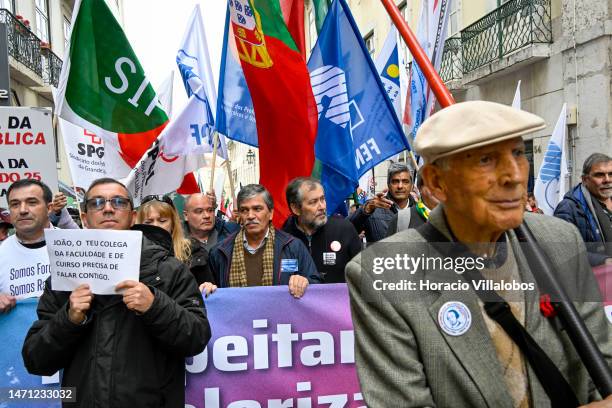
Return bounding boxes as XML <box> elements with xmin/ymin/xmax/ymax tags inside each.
<box><xmin>534</xmin><ymin>103</ymin><xmax>568</xmax><ymax>215</ymax></box>
<box><xmin>405</xmin><ymin>0</ymin><xmax>453</xmax><ymax>138</ymax></box>
<box><xmin>157</xmin><ymin>71</ymin><xmax>174</xmax><ymax>117</ymax></box>
<box><xmin>174</xmin><ymin>4</ymin><xmax>227</xmax><ymax>158</ymax></box>
<box><xmin>375</xmin><ymin>25</ymin><xmax>402</xmax><ymax>120</ymax></box>
<box><xmin>512</xmin><ymin>80</ymin><xmax>521</xmax><ymax>110</ymax></box>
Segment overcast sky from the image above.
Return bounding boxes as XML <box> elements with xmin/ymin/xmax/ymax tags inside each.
<box><xmin>123</xmin><ymin>0</ymin><xmax>227</xmax><ymax>117</ymax></box>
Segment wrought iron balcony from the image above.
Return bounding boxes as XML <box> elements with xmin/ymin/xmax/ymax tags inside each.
<box><xmin>42</xmin><ymin>48</ymin><xmax>63</xmax><ymax>87</ymax></box>
<box><xmin>439</xmin><ymin>36</ymin><xmax>462</xmax><ymax>82</ymax></box>
<box><xmin>440</xmin><ymin>0</ymin><xmax>552</xmax><ymax>83</ymax></box>
<box><xmin>0</xmin><ymin>8</ymin><xmax>63</xmax><ymax>87</ymax></box>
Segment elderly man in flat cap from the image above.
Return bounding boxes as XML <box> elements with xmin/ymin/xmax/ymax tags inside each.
<box><xmin>346</xmin><ymin>101</ymin><xmax>612</xmax><ymax>408</ymax></box>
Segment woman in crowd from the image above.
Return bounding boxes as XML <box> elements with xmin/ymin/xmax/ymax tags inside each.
<box><xmin>136</xmin><ymin>195</ymin><xmax>192</xmax><ymax>263</ymax></box>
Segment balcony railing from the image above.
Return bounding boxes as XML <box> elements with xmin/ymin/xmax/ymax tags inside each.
<box><xmin>42</xmin><ymin>48</ymin><xmax>63</xmax><ymax>87</ymax></box>
<box><xmin>439</xmin><ymin>36</ymin><xmax>462</xmax><ymax>82</ymax></box>
<box><xmin>440</xmin><ymin>0</ymin><xmax>551</xmax><ymax>82</ymax></box>
<box><xmin>0</xmin><ymin>8</ymin><xmax>63</xmax><ymax>87</ymax></box>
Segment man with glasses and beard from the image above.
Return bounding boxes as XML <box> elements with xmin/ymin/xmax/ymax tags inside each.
<box><xmin>555</xmin><ymin>153</ymin><xmax>612</xmax><ymax>266</ymax></box>
<box><xmin>23</xmin><ymin>177</ymin><xmax>210</xmax><ymax>407</ymax></box>
<box><xmin>282</xmin><ymin>177</ymin><xmax>361</xmax><ymax>283</ymax></box>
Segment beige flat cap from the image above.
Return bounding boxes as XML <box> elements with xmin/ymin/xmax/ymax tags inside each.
<box><xmin>414</xmin><ymin>101</ymin><xmax>546</xmax><ymax>163</ymax></box>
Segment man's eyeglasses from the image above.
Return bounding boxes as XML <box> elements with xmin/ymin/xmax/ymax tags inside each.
<box><xmin>85</xmin><ymin>197</ymin><xmax>132</xmax><ymax>212</ymax></box>
<box><xmin>141</xmin><ymin>194</ymin><xmax>175</xmax><ymax>209</ymax></box>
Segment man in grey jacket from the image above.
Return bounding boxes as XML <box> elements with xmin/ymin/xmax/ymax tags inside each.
<box><xmin>347</xmin><ymin>101</ymin><xmax>612</xmax><ymax>407</ymax></box>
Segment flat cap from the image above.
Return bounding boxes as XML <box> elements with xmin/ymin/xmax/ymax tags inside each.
<box><xmin>414</xmin><ymin>101</ymin><xmax>546</xmax><ymax>163</ymax></box>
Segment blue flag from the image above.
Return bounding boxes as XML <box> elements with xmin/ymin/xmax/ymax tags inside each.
<box><xmin>308</xmin><ymin>0</ymin><xmax>410</xmax><ymax>215</ymax></box>
<box><xmin>215</xmin><ymin>6</ymin><xmax>258</xmax><ymax>147</ymax></box>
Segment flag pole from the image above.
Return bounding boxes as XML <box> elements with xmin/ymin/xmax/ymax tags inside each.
<box><xmin>379</xmin><ymin>0</ymin><xmax>455</xmax><ymax>108</ymax></box>
<box><xmin>225</xmin><ymin>158</ymin><xmax>237</xmax><ymax>212</ymax></box>
<box><xmin>209</xmin><ymin>132</ymin><xmax>219</xmax><ymax>193</ymax></box>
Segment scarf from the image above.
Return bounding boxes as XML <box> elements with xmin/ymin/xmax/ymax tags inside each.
<box><xmin>229</xmin><ymin>225</ymin><xmax>275</xmax><ymax>287</ymax></box>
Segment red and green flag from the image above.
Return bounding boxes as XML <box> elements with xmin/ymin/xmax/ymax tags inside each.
<box><xmin>227</xmin><ymin>0</ymin><xmax>318</xmax><ymax>226</ymax></box>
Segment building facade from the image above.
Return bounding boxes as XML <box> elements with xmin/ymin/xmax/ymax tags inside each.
<box><xmin>319</xmin><ymin>0</ymin><xmax>612</xmax><ymax>192</ymax></box>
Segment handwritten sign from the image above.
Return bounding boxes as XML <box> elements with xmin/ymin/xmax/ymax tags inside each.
<box><xmin>44</xmin><ymin>229</ymin><xmax>142</xmax><ymax>294</ymax></box>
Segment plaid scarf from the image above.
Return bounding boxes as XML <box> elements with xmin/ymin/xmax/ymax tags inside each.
<box><xmin>229</xmin><ymin>225</ymin><xmax>275</xmax><ymax>287</ymax></box>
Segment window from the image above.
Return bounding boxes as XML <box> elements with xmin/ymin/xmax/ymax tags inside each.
<box><xmin>63</xmin><ymin>16</ymin><xmax>71</xmax><ymax>50</ymax></box>
<box><xmin>0</xmin><ymin>0</ymin><xmax>15</xmax><ymax>13</ymax></box>
<box><xmin>308</xmin><ymin>4</ymin><xmax>317</xmax><ymax>51</ymax></box>
<box><xmin>448</xmin><ymin>0</ymin><xmax>461</xmax><ymax>37</ymax></box>
<box><xmin>35</xmin><ymin>0</ymin><xmax>50</xmax><ymax>43</ymax></box>
<box><xmin>364</xmin><ymin>30</ymin><xmax>375</xmax><ymax>57</ymax></box>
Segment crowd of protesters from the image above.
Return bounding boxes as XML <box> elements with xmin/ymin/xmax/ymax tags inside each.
<box><xmin>0</xmin><ymin>103</ymin><xmax>611</xmax><ymax>407</ymax></box>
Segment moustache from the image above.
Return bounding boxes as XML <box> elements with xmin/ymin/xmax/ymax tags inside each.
<box><xmin>245</xmin><ymin>220</ymin><xmax>261</xmax><ymax>226</ymax></box>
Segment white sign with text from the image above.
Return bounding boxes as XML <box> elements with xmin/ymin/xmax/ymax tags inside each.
<box><xmin>45</xmin><ymin>229</ymin><xmax>142</xmax><ymax>295</ymax></box>
<box><xmin>0</xmin><ymin>107</ymin><xmax>58</xmax><ymax>207</ymax></box>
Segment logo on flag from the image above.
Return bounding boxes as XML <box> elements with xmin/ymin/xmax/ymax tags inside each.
<box><xmin>308</xmin><ymin>0</ymin><xmax>410</xmax><ymax>214</ymax></box>
<box><xmin>310</xmin><ymin>66</ymin><xmax>364</xmax><ymax>133</ymax></box>
<box><xmin>229</xmin><ymin>0</ymin><xmax>272</xmax><ymax>68</ymax></box>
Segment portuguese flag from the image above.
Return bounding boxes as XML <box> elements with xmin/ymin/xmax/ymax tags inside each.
<box><xmin>228</xmin><ymin>0</ymin><xmax>317</xmax><ymax>226</ymax></box>
<box><xmin>55</xmin><ymin>0</ymin><xmax>198</xmax><ymax>193</ymax></box>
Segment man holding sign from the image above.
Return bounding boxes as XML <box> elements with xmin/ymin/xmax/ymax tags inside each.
<box><xmin>22</xmin><ymin>178</ymin><xmax>211</xmax><ymax>407</ymax></box>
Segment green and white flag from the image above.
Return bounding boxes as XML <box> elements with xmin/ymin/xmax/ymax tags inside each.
<box><xmin>56</xmin><ymin>0</ymin><xmax>202</xmax><ymax>199</ymax></box>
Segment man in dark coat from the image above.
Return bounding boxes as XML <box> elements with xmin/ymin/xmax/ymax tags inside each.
<box><xmin>282</xmin><ymin>177</ymin><xmax>361</xmax><ymax>283</ymax></box>
<box><xmin>183</xmin><ymin>192</ymin><xmax>239</xmax><ymax>285</ymax></box>
<box><xmin>554</xmin><ymin>153</ymin><xmax>612</xmax><ymax>266</ymax></box>
<box><xmin>22</xmin><ymin>178</ymin><xmax>210</xmax><ymax>407</ymax></box>
<box><xmin>206</xmin><ymin>184</ymin><xmax>320</xmax><ymax>299</ymax></box>
<box><xmin>386</xmin><ymin>168</ymin><xmax>440</xmax><ymax>237</ymax></box>
<box><xmin>349</xmin><ymin>163</ymin><xmax>415</xmax><ymax>242</ymax></box>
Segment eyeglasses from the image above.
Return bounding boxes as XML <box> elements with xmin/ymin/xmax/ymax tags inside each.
<box><xmin>85</xmin><ymin>196</ymin><xmax>132</xmax><ymax>212</ymax></box>
<box><xmin>141</xmin><ymin>194</ymin><xmax>175</xmax><ymax>209</ymax></box>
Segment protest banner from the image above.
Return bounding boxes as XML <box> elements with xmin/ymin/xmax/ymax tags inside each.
<box><xmin>186</xmin><ymin>284</ymin><xmax>363</xmax><ymax>408</ymax></box>
<box><xmin>44</xmin><ymin>229</ymin><xmax>142</xmax><ymax>295</ymax></box>
<box><xmin>0</xmin><ymin>298</ymin><xmax>60</xmax><ymax>408</ymax></box>
<box><xmin>0</xmin><ymin>107</ymin><xmax>58</xmax><ymax>207</ymax></box>
<box><xmin>0</xmin><ymin>285</ymin><xmax>363</xmax><ymax>407</ymax></box>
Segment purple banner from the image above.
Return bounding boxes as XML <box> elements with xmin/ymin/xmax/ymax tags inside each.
<box><xmin>185</xmin><ymin>284</ymin><xmax>364</xmax><ymax>408</ymax></box>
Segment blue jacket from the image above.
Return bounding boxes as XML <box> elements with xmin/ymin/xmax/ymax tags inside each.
<box><xmin>209</xmin><ymin>228</ymin><xmax>321</xmax><ymax>287</ymax></box>
<box><xmin>554</xmin><ymin>183</ymin><xmax>609</xmax><ymax>265</ymax></box>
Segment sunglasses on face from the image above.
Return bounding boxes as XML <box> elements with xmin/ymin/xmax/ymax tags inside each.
<box><xmin>141</xmin><ymin>194</ymin><xmax>175</xmax><ymax>209</ymax></box>
<box><xmin>85</xmin><ymin>196</ymin><xmax>132</xmax><ymax>212</ymax></box>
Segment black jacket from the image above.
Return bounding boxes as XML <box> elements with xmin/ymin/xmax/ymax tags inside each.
<box><xmin>22</xmin><ymin>224</ymin><xmax>211</xmax><ymax>407</ymax></box>
<box><xmin>554</xmin><ymin>184</ymin><xmax>611</xmax><ymax>266</ymax></box>
<box><xmin>349</xmin><ymin>195</ymin><xmax>415</xmax><ymax>242</ymax></box>
<box><xmin>282</xmin><ymin>215</ymin><xmax>361</xmax><ymax>283</ymax></box>
<box><xmin>186</xmin><ymin>218</ymin><xmax>240</xmax><ymax>285</ymax></box>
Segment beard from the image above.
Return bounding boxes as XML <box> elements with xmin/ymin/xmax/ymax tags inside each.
<box><xmin>600</xmin><ymin>183</ymin><xmax>612</xmax><ymax>198</ymax></box>
<box><xmin>305</xmin><ymin>214</ymin><xmax>327</xmax><ymax>231</ymax></box>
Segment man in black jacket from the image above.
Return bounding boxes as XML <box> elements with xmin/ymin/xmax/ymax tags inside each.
<box><xmin>22</xmin><ymin>178</ymin><xmax>211</xmax><ymax>407</ymax></box>
<box><xmin>349</xmin><ymin>163</ymin><xmax>415</xmax><ymax>242</ymax></box>
<box><xmin>554</xmin><ymin>153</ymin><xmax>612</xmax><ymax>266</ymax></box>
<box><xmin>283</xmin><ymin>177</ymin><xmax>361</xmax><ymax>283</ymax></box>
<box><xmin>183</xmin><ymin>192</ymin><xmax>239</xmax><ymax>285</ymax></box>
<box><xmin>386</xmin><ymin>168</ymin><xmax>440</xmax><ymax>237</ymax></box>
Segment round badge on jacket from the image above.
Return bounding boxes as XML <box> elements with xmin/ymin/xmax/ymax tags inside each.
<box><xmin>438</xmin><ymin>301</ymin><xmax>472</xmax><ymax>336</ymax></box>
<box><xmin>330</xmin><ymin>241</ymin><xmax>341</xmax><ymax>252</ymax></box>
